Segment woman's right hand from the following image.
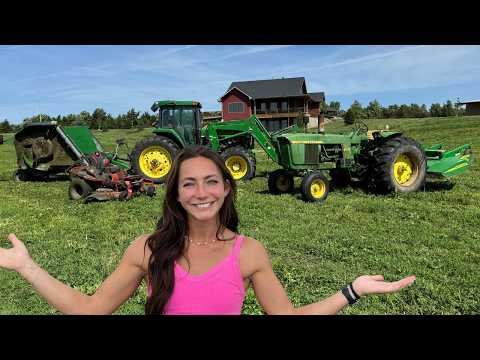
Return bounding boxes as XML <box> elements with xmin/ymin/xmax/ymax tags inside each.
<box><xmin>0</xmin><ymin>233</ymin><xmax>33</xmax><ymax>273</ymax></box>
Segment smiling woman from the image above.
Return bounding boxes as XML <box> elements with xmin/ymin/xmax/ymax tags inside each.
<box><xmin>0</xmin><ymin>145</ymin><xmax>416</xmax><ymax>315</ymax></box>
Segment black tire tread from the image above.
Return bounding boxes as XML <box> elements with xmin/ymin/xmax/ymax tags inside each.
<box><xmin>220</xmin><ymin>145</ymin><xmax>256</xmax><ymax>181</ymax></box>
<box><xmin>268</xmin><ymin>169</ymin><xmax>294</xmax><ymax>194</ymax></box>
<box><xmin>370</xmin><ymin>136</ymin><xmax>426</xmax><ymax>194</ymax></box>
<box><xmin>69</xmin><ymin>177</ymin><xmax>93</xmax><ymax>200</ymax></box>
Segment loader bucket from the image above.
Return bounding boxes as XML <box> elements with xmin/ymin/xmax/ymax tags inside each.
<box><xmin>425</xmin><ymin>143</ymin><xmax>473</xmax><ymax>178</ymax></box>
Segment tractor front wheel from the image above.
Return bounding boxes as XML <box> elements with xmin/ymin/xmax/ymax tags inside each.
<box><xmin>220</xmin><ymin>146</ymin><xmax>256</xmax><ymax>181</ymax></box>
<box><xmin>300</xmin><ymin>171</ymin><xmax>330</xmax><ymax>203</ymax></box>
<box><xmin>268</xmin><ymin>169</ymin><xmax>294</xmax><ymax>194</ymax></box>
<box><xmin>131</xmin><ymin>136</ymin><xmax>180</xmax><ymax>184</ymax></box>
<box><xmin>370</xmin><ymin>136</ymin><xmax>426</xmax><ymax>194</ymax></box>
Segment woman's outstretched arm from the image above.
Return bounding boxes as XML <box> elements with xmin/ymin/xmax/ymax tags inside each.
<box><xmin>0</xmin><ymin>233</ymin><xmax>150</xmax><ymax>314</ymax></box>
<box><xmin>245</xmin><ymin>238</ymin><xmax>415</xmax><ymax>315</ymax></box>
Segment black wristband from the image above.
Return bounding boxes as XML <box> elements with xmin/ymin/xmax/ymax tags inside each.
<box><xmin>341</xmin><ymin>283</ymin><xmax>359</xmax><ymax>305</ymax></box>
<box><xmin>350</xmin><ymin>283</ymin><xmax>360</xmax><ymax>299</ymax></box>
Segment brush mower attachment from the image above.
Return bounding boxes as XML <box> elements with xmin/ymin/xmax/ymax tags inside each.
<box><xmin>13</xmin><ymin>123</ymin><xmax>104</xmax><ymax>181</ymax></box>
<box><xmin>424</xmin><ymin>143</ymin><xmax>473</xmax><ymax>179</ymax></box>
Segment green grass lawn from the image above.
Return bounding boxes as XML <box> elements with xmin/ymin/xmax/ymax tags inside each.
<box><xmin>1</xmin><ymin>116</ymin><xmax>479</xmax><ymax>315</ymax></box>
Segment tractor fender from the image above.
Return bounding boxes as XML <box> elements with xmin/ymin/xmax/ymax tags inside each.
<box><xmin>369</xmin><ymin>130</ymin><xmax>403</xmax><ymax>141</ymax></box>
<box><xmin>151</xmin><ymin>129</ymin><xmax>186</xmax><ymax>149</ymax></box>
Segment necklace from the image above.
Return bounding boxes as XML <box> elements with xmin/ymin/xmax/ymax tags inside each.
<box><xmin>185</xmin><ymin>235</ymin><xmax>217</xmax><ymax>246</ymax></box>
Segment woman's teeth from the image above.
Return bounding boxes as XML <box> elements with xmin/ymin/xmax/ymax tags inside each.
<box><xmin>194</xmin><ymin>202</ymin><xmax>214</xmax><ymax>208</ymax></box>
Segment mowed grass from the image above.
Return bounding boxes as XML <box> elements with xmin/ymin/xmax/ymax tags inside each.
<box><xmin>1</xmin><ymin>116</ymin><xmax>479</xmax><ymax>315</ymax></box>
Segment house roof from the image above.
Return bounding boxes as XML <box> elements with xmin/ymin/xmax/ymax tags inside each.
<box><xmin>308</xmin><ymin>92</ymin><xmax>325</xmax><ymax>102</ymax></box>
<box><xmin>459</xmin><ymin>100</ymin><xmax>480</xmax><ymax>104</ymax></box>
<box><xmin>220</xmin><ymin>77</ymin><xmax>308</xmax><ymax>101</ymax></box>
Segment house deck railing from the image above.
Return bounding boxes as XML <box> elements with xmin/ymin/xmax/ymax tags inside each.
<box><xmin>255</xmin><ymin>107</ymin><xmax>306</xmax><ymax>114</ymax></box>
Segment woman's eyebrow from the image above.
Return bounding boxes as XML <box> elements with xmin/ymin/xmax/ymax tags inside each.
<box><xmin>180</xmin><ymin>174</ymin><xmax>220</xmax><ymax>182</ymax></box>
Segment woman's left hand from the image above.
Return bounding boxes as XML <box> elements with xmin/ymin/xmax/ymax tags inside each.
<box><xmin>352</xmin><ymin>275</ymin><xmax>416</xmax><ymax>297</ymax></box>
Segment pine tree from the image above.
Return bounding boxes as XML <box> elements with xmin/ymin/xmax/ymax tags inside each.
<box><xmin>344</xmin><ymin>101</ymin><xmax>364</xmax><ymax>124</ymax></box>
<box><xmin>0</xmin><ymin>119</ymin><xmax>12</xmax><ymax>132</ymax></box>
<box><xmin>91</xmin><ymin>108</ymin><xmax>107</xmax><ymax>130</ymax></box>
<box><xmin>365</xmin><ymin>100</ymin><xmax>382</xmax><ymax>119</ymax></box>
<box><xmin>126</xmin><ymin>108</ymin><xmax>140</xmax><ymax>129</ymax></box>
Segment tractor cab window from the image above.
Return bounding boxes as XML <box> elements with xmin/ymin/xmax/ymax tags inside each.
<box><xmin>160</xmin><ymin>106</ymin><xmax>196</xmax><ymax>144</ymax></box>
<box><xmin>178</xmin><ymin>107</ymin><xmax>195</xmax><ymax>144</ymax></box>
<box><xmin>161</xmin><ymin>109</ymin><xmax>177</xmax><ymax>128</ymax></box>
<box><xmin>180</xmin><ymin>108</ymin><xmax>195</xmax><ymax>128</ymax></box>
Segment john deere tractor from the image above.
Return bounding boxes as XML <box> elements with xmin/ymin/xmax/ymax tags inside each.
<box><xmin>131</xmin><ymin>100</ymin><xmax>473</xmax><ymax>203</ymax></box>
<box><xmin>262</xmin><ymin>119</ymin><xmax>473</xmax><ymax>202</ymax></box>
<box><xmin>131</xmin><ymin>100</ymin><xmax>257</xmax><ymax>183</ymax></box>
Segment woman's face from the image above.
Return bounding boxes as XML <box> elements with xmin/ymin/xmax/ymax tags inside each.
<box><xmin>177</xmin><ymin>156</ymin><xmax>230</xmax><ymax>223</ymax></box>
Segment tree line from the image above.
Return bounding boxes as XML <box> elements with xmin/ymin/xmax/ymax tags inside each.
<box><xmin>0</xmin><ymin>99</ymin><xmax>468</xmax><ymax>133</ymax></box>
<box><xmin>340</xmin><ymin>99</ymin><xmax>465</xmax><ymax>124</ymax></box>
<box><xmin>0</xmin><ymin>108</ymin><xmax>158</xmax><ymax>133</ymax></box>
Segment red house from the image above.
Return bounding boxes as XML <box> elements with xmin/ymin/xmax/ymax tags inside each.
<box><xmin>219</xmin><ymin>77</ymin><xmax>325</xmax><ymax>132</ymax></box>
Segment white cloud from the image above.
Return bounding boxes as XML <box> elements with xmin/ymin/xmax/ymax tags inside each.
<box><xmin>305</xmin><ymin>45</ymin><xmax>480</xmax><ymax>95</ymax></box>
<box><xmin>0</xmin><ymin>45</ymin><xmax>30</xmax><ymax>51</ymax></box>
<box><xmin>216</xmin><ymin>45</ymin><xmax>293</xmax><ymax>60</ymax></box>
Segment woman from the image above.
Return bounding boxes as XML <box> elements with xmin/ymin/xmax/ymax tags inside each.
<box><xmin>0</xmin><ymin>145</ymin><xmax>415</xmax><ymax>315</ymax></box>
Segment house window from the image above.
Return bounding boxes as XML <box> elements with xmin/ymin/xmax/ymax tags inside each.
<box><xmin>270</xmin><ymin>102</ymin><xmax>278</xmax><ymax>112</ymax></box>
<box><xmin>260</xmin><ymin>102</ymin><xmax>267</xmax><ymax>113</ymax></box>
<box><xmin>281</xmin><ymin>101</ymin><xmax>288</xmax><ymax>112</ymax></box>
<box><xmin>228</xmin><ymin>102</ymin><xmax>245</xmax><ymax>113</ymax></box>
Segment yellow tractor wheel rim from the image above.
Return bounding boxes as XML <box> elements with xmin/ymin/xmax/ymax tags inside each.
<box><xmin>275</xmin><ymin>175</ymin><xmax>291</xmax><ymax>192</ymax></box>
<box><xmin>310</xmin><ymin>179</ymin><xmax>326</xmax><ymax>199</ymax></box>
<box><xmin>139</xmin><ymin>146</ymin><xmax>172</xmax><ymax>179</ymax></box>
<box><xmin>225</xmin><ymin>155</ymin><xmax>248</xmax><ymax>180</ymax></box>
<box><xmin>394</xmin><ymin>154</ymin><xmax>416</xmax><ymax>185</ymax></box>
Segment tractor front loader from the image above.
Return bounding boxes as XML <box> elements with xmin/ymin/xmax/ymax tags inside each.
<box><xmin>131</xmin><ymin>101</ymin><xmax>259</xmax><ymax>184</ymax></box>
<box><xmin>130</xmin><ymin>100</ymin><xmax>312</xmax><ymax>184</ymax></box>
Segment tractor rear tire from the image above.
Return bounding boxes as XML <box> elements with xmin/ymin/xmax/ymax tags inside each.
<box><xmin>268</xmin><ymin>169</ymin><xmax>294</xmax><ymax>195</ymax></box>
<box><xmin>131</xmin><ymin>136</ymin><xmax>180</xmax><ymax>184</ymax></box>
<box><xmin>69</xmin><ymin>177</ymin><xmax>93</xmax><ymax>200</ymax></box>
<box><xmin>220</xmin><ymin>146</ymin><xmax>256</xmax><ymax>181</ymax></box>
<box><xmin>329</xmin><ymin>169</ymin><xmax>351</xmax><ymax>188</ymax></box>
<box><xmin>300</xmin><ymin>171</ymin><xmax>330</xmax><ymax>203</ymax></box>
<box><xmin>370</xmin><ymin>136</ymin><xmax>426</xmax><ymax>194</ymax></box>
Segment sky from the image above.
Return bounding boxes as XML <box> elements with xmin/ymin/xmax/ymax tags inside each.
<box><xmin>1</xmin><ymin>45</ymin><xmax>479</xmax><ymax>124</ymax></box>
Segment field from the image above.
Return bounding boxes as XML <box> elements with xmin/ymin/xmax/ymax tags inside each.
<box><xmin>1</xmin><ymin>116</ymin><xmax>479</xmax><ymax>315</ymax></box>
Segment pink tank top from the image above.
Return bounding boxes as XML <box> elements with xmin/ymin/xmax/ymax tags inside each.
<box><xmin>149</xmin><ymin>234</ymin><xmax>246</xmax><ymax>315</ymax></box>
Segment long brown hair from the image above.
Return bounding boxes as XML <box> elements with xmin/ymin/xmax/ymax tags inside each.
<box><xmin>144</xmin><ymin>145</ymin><xmax>238</xmax><ymax>315</ymax></box>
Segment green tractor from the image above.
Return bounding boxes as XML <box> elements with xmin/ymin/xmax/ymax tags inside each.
<box><xmin>131</xmin><ymin>100</ymin><xmax>473</xmax><ymax>202</ymax></box>
<box><xmin>131</xmin><ymin>100</ymin><xmax>257</xmax><ymax>183</ymax></box>
<box><xmin>264</xmin><ymin>120</ymin><xmax>473</xmax><ymax>202</ymax></box>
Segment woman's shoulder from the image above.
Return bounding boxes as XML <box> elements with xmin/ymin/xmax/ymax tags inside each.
<box><xmin>239</xmin><ymin>234</ymin><xmax>263</xmax><ymax>248</ymax></box>
<box><xmin>129</xmin><ymin>233</ymin><xmax>152</xmax><ymax>250</ymax></box>
<box><xmin>238</xmin><ymin>235</ymin><xmax>268</xmax><ymax>258</ymax></box>
<box><xmin>125</xmin><ymin>233</ymin><xmax>152</xmax><ymax>269</ymax></box>
<box><xmin>238</xmin><ymin>235</ymin><xmax>271</xmax><ymax>277</ymax></box>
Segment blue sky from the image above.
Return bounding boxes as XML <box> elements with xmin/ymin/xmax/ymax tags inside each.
<box><xmin>1</xmin><ymin>45</ymin><xmax>479</xmax><ymax>124</ymax></box>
